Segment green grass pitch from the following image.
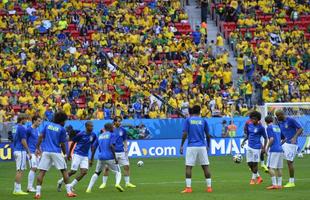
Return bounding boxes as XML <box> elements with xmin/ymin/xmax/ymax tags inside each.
<box><xmin>1</xmin><ymin>156</ymin><xmax>309</xmax><ymax>200</ymax></box>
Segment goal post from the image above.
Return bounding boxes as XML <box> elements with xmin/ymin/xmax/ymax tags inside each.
<box><xmin>259</xmin><ymin>102</ymin><xmax>310</xmax><ymax>153</ymax></box>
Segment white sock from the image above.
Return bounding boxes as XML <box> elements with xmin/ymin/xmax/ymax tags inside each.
<box><xmin>36</xmin><ymin>185</ymin><xmax>41</xmax><ymax>196</ymax></box>
<box><xmin>271</xmin><ymin>176</ymin><xmax>276</xmax><ymax>186</ymax></box>
<box><xmin>58</xmin><ymin>178</ymin><xmax>64</xmax><ymax>184</ymax></box>
<box><xmin>102</xmin><ymin>176</ymin><xmax>108</xmax><ymax>184</ymax></box>
<box><xmin>28</xmin><ymin>170</ymin><xmax>36</xmax><ymax>189</ymax></box>
<box><xmin>261</xmin><ymin>161</ymin><xmax>265</xmax><ymax>166</ymax></box>
<box><xmin>186</xmin><ymin>178</ymin><xmax>191</xmax><ymax>187</ymax></box>
<box><xmin>251</xmin><ymin>173</ymin><xmax>256</xmax><ymax>179</ymax></box>
<box><xmin>115</xmin><ymin>172</ymin><xmax>121</xmax><ymax>185</ymax></box>
<box><xmin>256</xmin><ymin>172</ymin><xmax>260</xmax><ymax>177</ymax></box>
<box><xmin>206</xmin><ymin>178</ymin><xmax>211</xmax><ymax>187</ymax></box>
<box><xmin>289</xmin><ymin>178</ymin><xmax>295</xmax><ymax>183</ymax></box>
<box><xmin>87</xmin><ymin>174</ymin><xmax>98</xmax><ymax>190</ymax></box>
<box><xmin>124</xmin><ymin>176</ymin><xmax>130</xmax><ymax>184</ymax></box>
<box><xmin>71</xmin><ymin>179</ymin><xmax>78</xmax><ymax>187</ymax></box>
<box><xmin>65</xmin><ymin>184</ymin><xmax>72</xmax><ymax>193</ymax></box>
<box><xmin>16</xmin><ymin>183</ymin><xmax>21</xmax><ymax>192</ymax></box>
<box><xmin>277</xmin><ymin>177</ymin><xmax>282</xmax><ymax>186</ymax></box>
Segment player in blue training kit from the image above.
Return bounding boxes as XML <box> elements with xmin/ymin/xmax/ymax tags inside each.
<box><xmin>86</xmin><ymin>123</ymin><xmax>124</xmax><ymax>193</ymax></box>
<box><xmin>12</xmin><ymin>114</ymin><xmax>32</xmax><ymax>195</ymax></box>
<box><xmin>180</xmin><ymin>105</ymin><xmax>212</xmax><ymax>193</ymax></box>
<box><xmin>100</xmin><ymin>117</ymin><xmax>136</xmax><ymax>189</ymax></box>
<box><xmin>275</xmin><ymin>110</ymin><xmax>303</xmax><ymax>188</ymax></box>
<box><xmin>241</xmin><ymin>111</ymin><xmax>267</xmax><ymax>185</ymax></box>
<box><xmin>26</xmin><ymin>115</ymin><xmax>42</xmax><ymax>192</ymax></box>
<box><xmin>265</xmin><ymin>116</ymin><xmax>284</xmax><ymax>190</ymax></box>
<box><xmin>35</xmin><ymin>111</ymin><xmax>76</xmax><ymax>199</ymax></box>
<box><xmin>57</xmin><ymin>121</ymin><xmax>97</xmax><ymax>191</ymax></box>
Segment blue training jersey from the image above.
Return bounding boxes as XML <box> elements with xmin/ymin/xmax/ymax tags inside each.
<box><xmin>183</xmin><ymin>116</ymin><xmax>209</xmax><ymax>147</ymax></box>
<box><xmin>13</xmin><ymin>124</ymin><xmax>27</xmax><ymax>152</ymax></box>
<box><xmin>266</xmin><ymin>124</ymin><xmax>282</xmax><ymax>152</ymax></box>
<box><xmin>278</xmin><ymin>117</ymin><xmax>302</xmax><ymax>144</ymax></box>
<box><xmin>93</xmin><ymin>131</ymin><xmax>115</xmax><ymax>160</ymax></box>
<box><xmin>72</xmin><ymin>131</ymin><xmax>97</xmax><ymax>157</ymax></box>
<box><xmin>27</xmin><ymin>126</ymin><xmax>40</xmax><ymax>153</ymax></box>
<box><xmin>112</xmin><ymin>127</ymin><xmax>127</xmax><ymax>153</ymax></box>
<box><xmin>41</xmin><ymin>122</ymin><xmax>67</xmax><ymax>153</ymax></box>
<box><xmin>244</xmin><ymin>120</ymin><xmax>266</xmax><ymax>149</ymax></box>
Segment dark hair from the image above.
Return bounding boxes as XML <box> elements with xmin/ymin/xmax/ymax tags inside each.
<box><xmin>85</xmin><ymin>121</ymin><xmax>93</xmax><ymax>127</ymax></box>
<box><xmin>32</xmin><ymin>115</ymin><xmax>41</xmax><ymax>123</ymax></box>
<box><xmin>249</xmin><ymin>111</ymin><xmax>261</xmax><ymax>120</ymax></box>
<box><xmin>53</xmin><ymin>111</ymin><xmax>68</xmax><ymax>124</ymax></box>
<box><xmin>104</xmin><ymin>123</ymin><xmax>113</xmax><ymax>131</ymax></box>
<box><xmin>113</xmin><ymin>116</ymin><xmax>122</xmax><ymax>122</ymax></box>
<box><xmin>17</xmin><ymin>113</ymin><xmax>28</xmax><ymax>123</ymax></box>
<box><xmin>265</xmin><ymin>115</ymin><xmax>274</xmax><ymax>124</ymax></box>
<box><xmin>191</xmin><ymin>105</ymin><xmax>201</xmax><ymax>115</ymax></box>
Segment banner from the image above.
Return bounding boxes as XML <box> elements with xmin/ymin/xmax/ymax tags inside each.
<box><xmin>1</xmin><ymin>137</ymin><xmax>309</xmax><ymax>161</ymax></box>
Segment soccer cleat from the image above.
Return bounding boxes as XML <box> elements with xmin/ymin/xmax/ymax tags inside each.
<box><xmin>266</xmin><ymin>185</ymin><xmax>278</xmax><ymax>190</ymax></box>
<box><xmin>181</xmin><ymin>187</ymin><xmax>192</xmax><ymax>193</ymax></box>
<box><xmin>125</xmin><ymin>183</ymin><xmax>136</xmax><ymax>188</ymax></box>
<box><xmin>256</xmin><ymin>176</ymin><xmax>263</xmax><ymax>184</ymax></box>
<box><xmin>67</xmin><ymin>192</ymin><xmax>77</xmax><ymax>197</ymax></box>
<box><xmin>249</xmin><ymin>179</ymin><xmax>256</xmax><ymax>185</ymax></box>
<box><xmin>206</xmin><ymin>187</ymin><xmax>212</xmax><ymax>193</ymax></box>
<box><xmin>34</xmin><ymin>194</ymin><xmax>41</xmax><ymax>199</ymax></box>
<box><xmin>27</xmin><ymin>188</ymin><xmax>36</xmax><ymax>193</ymax></box>
<box><xmin>261</xmin><ymin>165</ymin><xmax>269</xmax><ymax>173</ymax></box>
<box><xmin>115</xmin><ymin>184</ymin><xmax>124</xmax><ymax>192</ymax></box>
<box><xmin>283</xmin><ymin>182</ymin><xmax>295</xmax><ymax>188</ymax></box>
<box><xmin>99</xmin><ymin>183</ymin><xmax>106</xmax><ymax>189</ymax></box>
<box><xmin>57</xmin><ymin>182</ymin><xmax>62</xmax><ymax>192</ymax></box>
<box><xmin>85</xmin><ymin>188</ymin><xmax>91</xmax><ymax>193</ymax></box>
<box><xmin>13</xmin><ymin>191</ymin><xmax>29</xmax><ymax>195</ymax></box>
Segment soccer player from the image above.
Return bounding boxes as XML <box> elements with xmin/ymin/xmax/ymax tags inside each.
<box><xmin>264</xmin><ymin>116</ymin><xmax>283</xmax><ymax>189</ymax></box>
<box><xmin>100</xmin><ymin>117</ymin><xmax>136</xmax><ymax>189</ymax></box>
<box><xmin>26</xmin><ymin>115</ymin><xmax>42</xmax><ymax>192</ymax></box>
<box><xmin>86</xmin><ymin>123</ymin><xmax>124</xmax><ymax>193</ymax></box>
<box><xmin>12</xmin><ymin>113</ymin><xmax>32</xmax><ymax>195</ymax></box>
<box><xmin>241</xmin><ymin>111</ymin><xmax>266</xmax><ymax>185</ymax></box>
<box><xmin>35</xmin><ymin>111</ymin><xmax>76</xmax><ymax>199</ymax></box>
<box><xmin>180</xmin><ymin>105</ymin><xmax>212</xmax><ymax>193</ymax></box>
<box><xmin>57</xmin><ymin>121</ymin><xmax>97</xmax><ymax>191</ymax></box>
<box><xmin>275</xmin><ymin>110</ymin><xmax>303</xmax><ymax>188</ymax></box>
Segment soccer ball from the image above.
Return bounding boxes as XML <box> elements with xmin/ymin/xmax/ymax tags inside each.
<box><xmin>137</xmin><ymin>160</ymin><xmax>144</xmax><ymax>167</ymax></box>
<box><xmin>233</xmin><ymin>154</ymin><xmax>243</xmax><ymax>163</ymax></box>
<box><xmin>297</xmin><ymin>152</ymin><xmax>303</xmax><ymax>158</ymax></box>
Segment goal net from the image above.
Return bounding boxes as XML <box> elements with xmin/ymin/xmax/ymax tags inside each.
<box><xmin>259</xmin><ymin>102</ymin><xmax>310</xmax><ymax>153</ymax></box>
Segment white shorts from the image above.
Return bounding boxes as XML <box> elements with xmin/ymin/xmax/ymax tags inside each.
<box><xmin>71</xmin><ymin>154</ymin><xmax>89</xmax><ymax>171</ymax></box>
<box><xmin>116</xmin><ymin>152</ymin><xmax>129</xmax><ymax>166</ymax></box>
<box><xmin>185</xmin><ymin>147</ymin><xmax>209</xmax><ymax>166</ymax></box>
<box><xmin>267</xmin><ymin>152</ymin><xmax>283</xmax><ymax>169</ymax></box>
<box><xmin>95</xmin><ymin>160</ymin><xmax>121</xmax><ymax>173</ymax></box>
<box><xmin>246</xmin><ymin>146</ymin><xmax>261</xmax><ymax>163</ymax></box>
<box><xmin>282</xmin><ymin>143</ymin><xmax>298</xmax><ymax>161</ymax></box>
<box><xmin>38</xmin><ymin>152</ymin><xmax>67</xmax><ymax>171</ymax></box>
<box><xmin>14</xmin><ymin>151</ymin><xmax>27</xmax><ymax>171</ymax></box>
<box><xmin>28</xmin><ymin>153</ymin><xmax>40</xmax><ymax>169</ymax></box>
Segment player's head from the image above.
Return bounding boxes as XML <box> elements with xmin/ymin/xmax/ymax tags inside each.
<box><xmin>32</xmin><ymin>115</ymin><xmax>42</xmax><ymax>128</ymax></box>
<box><xmin>17</xmin><ymin>113</ymin><xmax>28</xmax><ymax>125</ymax></box>
<box><xmin>113</xmin><ymin>116</ymin><xmax>122</xmax><ymax>128</ymax></box>
<box><xmin>85</xmin><ymin>121</ymin><xmax>93</xmax><ymax>133</ymax></box>
<box><xmin>264</xmin><ymin>115</ymin><xmax>274</xmax><ymax>125</ymax></box>
<box><xmin>249</xmin><ymin>111</ymin><xmax>261</xmax><ymax>125</ymax></box>
<box><xmin>275</xmin><ymin>109</ymin><xmax>285</xmax><ymax>121</ymax></box>
<box><xmin>53</xmin><ymin>111</ymin><xmax>68</xmax><ymax>126</ymax></box>
<box><xmin>191</xmin><ymin>105</ymin><xmax>201</xmax><ymax>115</ymax></box>
<box><xmin>104</xmin><ymin>123</ymin><xmax>114</xmax><ymax>132</ymax></box>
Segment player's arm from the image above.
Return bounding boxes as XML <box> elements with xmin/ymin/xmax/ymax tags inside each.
<box><xmin>265</xmin><ymin>128</ymin><xmax>273</xmax><ymax>152</ymax></box>
<box><xmin>261</xmin><ymin>126</ymin><xmax>268</xmax><ymax>153</ymax></box>
<box><xmin>21</xmin><ymin>129</ymin><xmax>32</xmax><ymax>159</ymax></box>
<box><xmin>60</xmin><ymin>128</ymin><xmax>68</xmax><ymax>161</ymax></box>
<box><xmin>204</xmin><ymin>120</ymin><xmax>211</xmax><ymax>149</ymax></box>
<box><xmin>123</xmin><ymin>128</ymin><xmax>128</xmax><ymax>153</ymax></box>
<box><xmin>110</xmin><ymin>143</ymin><xmax>118</xmax><ymax>164</ymax></box>
<box><xmin>291</xmin><ymin>119</ymin><xmax>303</xmax><ymax>144</ymax></box>
<box><xmin>68</xmin><ymin>141</ymin><xmax>76</xmax><ymax>161</ymax></box>
<box><xmin>89</xmin><ymin>140</ymin><xmax>98</xmax><ymax>167</ymax></box>
<box><xmin>36</xmin><ymin>127</ymin><xmax>45</xmax><ymax>156</ymax></box>
<box><xmin>241</xmin><ymin>122</ymin><xmax>249</xmax><ymax>147</ymax></box>
<box><xmin>180</xmin><ymin>119</ymin><xmax>189</xmax><ymax>155</ymax></box>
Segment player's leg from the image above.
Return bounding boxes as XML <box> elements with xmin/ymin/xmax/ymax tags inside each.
<box><xmin>276</xmin><ymin>168</ymin><xmax>283</xmax><ymax>189</ymax></box>
<box><xmin>246</xmin><ymin>148</ymin><xmax>256</xmax><ymax>184</ymax></box>
<box><xmin>27</xmin><ymin>154</ymin><xmax>38</xmax><ymax>192</ymax></box>
<box><xmin>266</xmin><ymin>167</ymin><xmax>277</xmax><ymax>189</ymax></box>
<box><xmin>198</xmin><ymin>147</ymin><xmax>212</xmax><ymax>192</ymax></box>
<box><xmin>182</xmin><ymin>147</ymin><xmax>195</xmax><ymax>193</ymax></box>
<box><xmin>260</xmin><ymin>151</ymin><xmax>268</xmax><ymax>173</ymax></box>
<box><xmin>283</xmin><ymin>144</ymin><xmax>297</xmax><ymax>187</ymax></box>
<box><xmin>35</xmin><ymin>152</ymin><xmax>52</xmax><ymax>199</ymax></box>
<box><xmin>202</xmin><ymin>165</ymin><xmax>212</xmax><ymax>192</ymax></box>
<box><xmin>86</xmin><ymin>160</ymin><xmax>103</xmax><ymax>192</ymax></box>
<box><xmin>105</xmin><ymin>160</ymin><xmax>124</xmax><ymax>192</ymax></box>
<box><xmin>70</xmin><ymin>156</ymin><xmax>89</xmax><ymax>189</ymax></box>
<box><xmin>13</xmin><ymin>151</ymin><xmax>28</xmax><ymax>195</ymax></box>
<box><xmin>99</xmin><ymin>166</ymin><xmax>109</xmax><ymax>189</ymax></box>
<box><xmin>120</xmin><ymin>153</ymin><xmax>136</xmax><ymax>188</ymax></box>
<box><xmin>58</xmin><ymin>154</ymin><xmax>79</xmax><ymax>191</ymax></box>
